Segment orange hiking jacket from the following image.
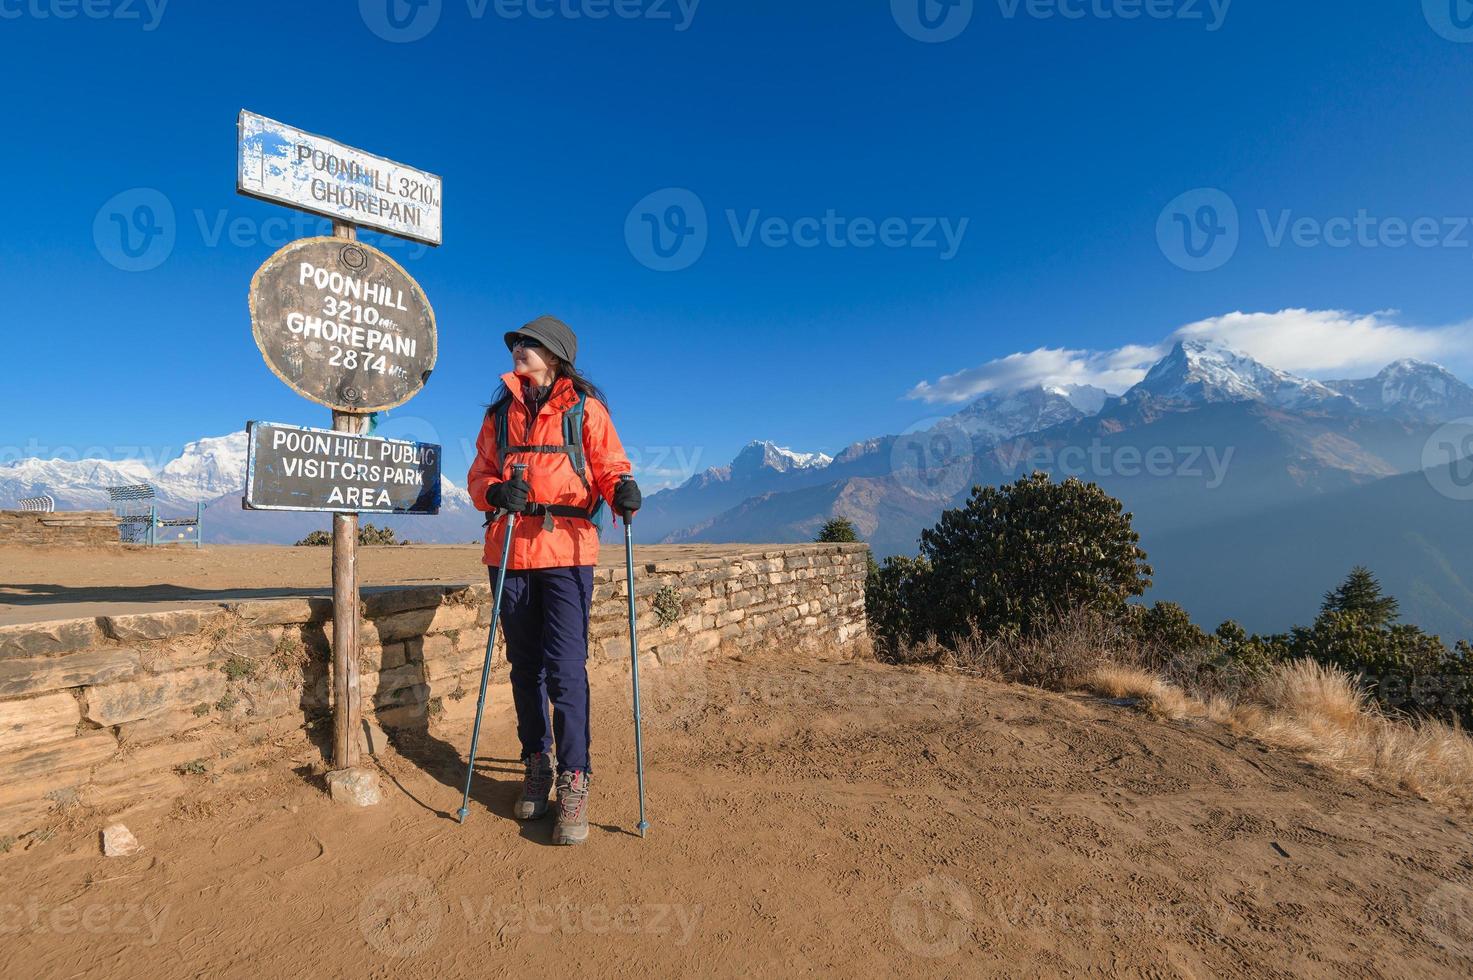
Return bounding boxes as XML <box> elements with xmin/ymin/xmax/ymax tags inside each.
<box><xmin>466</xmin><ymin>371</ymin><xmax>632</xmax><ymax>569</ymax></box>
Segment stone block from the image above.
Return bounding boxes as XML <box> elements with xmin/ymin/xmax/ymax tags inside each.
<box><xmin>230</xmin><ymin>596</ymin><xmax>333</xmax><ymax>626</ymax></box>
<box><xmin>0</xmin><ymin>618</ymin><xmax>103</xmax><ymax>660</ymax></box>
<box><xmin>0</xmin><ymin>731</ymin><xmax>117</xmax><ymax>784</ymax></box>
<box><xmin>0</xmin><ymin>692</ymin><xmax>81</xmax><ymax>754</ymax></box>
<box><xmin>0</xmin><ymin>648</ymin><xmax>141</xmax><ymax>698</ymax></box>
<box><xmin>84</xmin><ymin>668</ymin><xmax>228</xmax><ymax>727</ymax></box>
<box><xmin>326</xmin><ymin>767</ymin><xmax>381</xmax><ymax>806</ymax></box>
<box><xmin>102</xmin><ymin>823</ymin><xmax>142</xmax><ymax>857</ymax></box>
<box><xmin>362</xmin><ymin>586</ymin><xmax>451</xmax><ymax>619</ymax></box>
<box><xmin>99</xmin><ymin>609</ymin><xmax>223</xmax><ymax>643</ymax></box>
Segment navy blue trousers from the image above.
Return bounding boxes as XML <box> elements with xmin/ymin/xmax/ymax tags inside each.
<box><xmin>494</xmin><ymin>565</ymin><xmax>595</xmax><ymax>775</ymax></box>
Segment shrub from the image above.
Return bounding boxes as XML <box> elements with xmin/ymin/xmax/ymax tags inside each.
<box><xmin>865</xmin><ymin>555</ymin><xmax>933</xmax><ymax>659</ymax></box>
<box><xmin>917</xmin><ymin>473</ymin><xmax>1152</xmax><ymax>643</ymax></box>
<box><xmin>653</xmin><ymin>586</ymin><xmax>684</xmax><ymax>627</ymax></box>
<box><xmin>815</xmin><ymin>518</ymin><xmax>860</xmax><ymax>543</ymax></box>
<box><xmin>295</xmin><ymin>524</ymin><xmax>404</xmax><ymax>547</ymax></box>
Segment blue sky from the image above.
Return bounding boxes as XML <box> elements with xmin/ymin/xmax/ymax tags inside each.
<box><xmin>4</xmin><ymin>1</ymin><xmax>1473</xmax><ymax>487</ymax></box>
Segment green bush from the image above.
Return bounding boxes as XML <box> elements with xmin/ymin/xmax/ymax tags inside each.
<box><xmin>917</xmin><ymin>473</ymin><xmax>1152</xmax><ymax>643</ymax></box>
<box><xmin>294</xmin><ymin>524</ymin><xmax>406</xmax><ymax>547</ymax></box>
<box><xmin>815</xmin><ymin>518</ymin><xmax>860</xmax><ymax>543</ymax></box>
<box><xmin>865</xmin><ymin>555</ymin><xmax>933</xmax><ymax>660</ymax></box>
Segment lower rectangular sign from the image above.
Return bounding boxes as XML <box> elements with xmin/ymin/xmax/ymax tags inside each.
<box><xmin>244</xmin><ymin>421</ymin><xmax>441</xmax><ymax>514</ymax></box>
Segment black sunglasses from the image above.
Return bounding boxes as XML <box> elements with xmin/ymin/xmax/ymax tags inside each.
<box><xmin>510</xmin><ymin>335</ymin><xmax>544</xmax><ymax>350</ymax></box>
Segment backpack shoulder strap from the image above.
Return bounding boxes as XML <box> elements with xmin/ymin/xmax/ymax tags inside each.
<box><xmin>492</xmin><ymin>399</ymin><xmax>511</xmax><ymax>474</ymax></box>
<box><xmin>563</xmin><ymin>391</ymin><xmax>591</xmax><ymax>492</ymax></box>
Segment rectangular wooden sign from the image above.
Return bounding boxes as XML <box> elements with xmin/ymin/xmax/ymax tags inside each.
<box><xmin>237</xmin><ymin>110</ymin><xmax>444</xmax><ymax>246</ymax></box>
<box><xmin>243</xmin><ymin>421</ymin><xmax>442</xmax><ymax>514</ymax></box>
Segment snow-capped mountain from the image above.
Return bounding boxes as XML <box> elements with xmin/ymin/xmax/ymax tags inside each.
<box><xmin>1125</xmin><ymin>340</ymin><xmax>1350</xmax><ymax>410</ymax></box>
<box><xmin>1325</xmin><ymin>360</ymin><xmax>1473</xmax><ymax>422</ymax></box>
<box><xmin>951</xmin><ymin>383</ymin><xmax>1111</xmax><ymax>444</ymax></box>
<box><xmin>0</xmin><ymin>429</ymin><xmax>481</xmax><ymax>543</ymax></box>
<box><xmin>731</xmin><ymin>440</ymin><xmax>834</xmax><ymax>475</ymax></box>
<box><xmin>154</xmin><ymin>432</ymin><xmax>249</xmax><ymax>503</ymax></box>
<box><xmin>0</xmin><ymin>457</ymin><xmax>154</xmax><ymax>510</ymax></box>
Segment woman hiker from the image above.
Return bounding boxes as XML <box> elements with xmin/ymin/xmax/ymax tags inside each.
<box><xmin>466</xmin><ymin>315</ymin><xmax>642</xmax><ymax>845</ymax></box>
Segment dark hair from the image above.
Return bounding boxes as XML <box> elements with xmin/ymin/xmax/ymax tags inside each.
<box><xmin>485</xmin><ymin>357</ymin><xmax>608</xmax><ymax>419</ymax></box>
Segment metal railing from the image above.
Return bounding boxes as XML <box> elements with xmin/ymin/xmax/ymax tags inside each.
<box><xmin>104</xmin><ymin>485</ymin><xmax>203</xmax><ymax>548</ymax></box>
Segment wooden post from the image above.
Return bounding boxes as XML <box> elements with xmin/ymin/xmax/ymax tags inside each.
<box><xmin>330</xmin><ymin>219</ymin><xmax>364</xmax><ymax>772</ymax></box>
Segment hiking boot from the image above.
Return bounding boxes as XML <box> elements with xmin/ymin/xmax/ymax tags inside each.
<box><xmin>514</xmin><ymin>751</ymin><xmax>556</xmax><ymax>820</ymax></box>
<box><xmin>553</xmin><ymin>770</ymin><xmax>590</xmax><ymax>845</ymax></box>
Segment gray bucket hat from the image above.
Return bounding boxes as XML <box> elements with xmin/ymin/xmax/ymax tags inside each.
<box><xmin>505</xmin><ymin>315</ymin><xmax>577</xmax><ymax>364</ymax></box>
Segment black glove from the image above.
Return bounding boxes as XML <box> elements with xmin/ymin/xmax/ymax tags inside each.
<box><xmin>613</xmin><ymin>478</ymin><xmax>642</xmax><ymax>518</ymax></box>
<box><xmin>485</xmin><ymin>475</ymin><xmax>531</xmax><ymax>514</ymax></box>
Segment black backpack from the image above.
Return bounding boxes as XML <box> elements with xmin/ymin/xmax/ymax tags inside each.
<box><xmin>488</xmin><ymin>389</ymin><xmax>608</xmax><ymax>533</ymax></box>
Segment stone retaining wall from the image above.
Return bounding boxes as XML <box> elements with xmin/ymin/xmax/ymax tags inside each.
<box><xmin>0</xmin><ymin>510</ymin><xmax>119</xmax><ymax>547</ymax></box>
<box><xmin>0</xmin><ymin>544</ymin><xmax>870</xmax><ymax>837</ymax></box>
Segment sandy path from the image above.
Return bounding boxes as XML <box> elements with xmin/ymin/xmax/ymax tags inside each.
<box><xmin>2</xmin><ymin>651</ymin><xmax>1471</xmax><ymax>977</ymax></box>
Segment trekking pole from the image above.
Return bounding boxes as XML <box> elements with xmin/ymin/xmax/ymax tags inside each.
<box><xmin>457</xmin><ymin>463</ymin><xmax>527</xmax><ymax>825</ymax></box>
<box><xmin>620</xmin><ymin>474</ymin><xmax>650</xmax><ymax>838</ymax></box>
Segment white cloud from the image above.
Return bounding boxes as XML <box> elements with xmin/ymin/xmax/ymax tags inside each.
<box><xmin>907</xmin><ymin>345</ymin><xmax>1162</xmax><ymax>405</ymax></box>
<box><xmin>908</xmin><ymin>309</ymin><xmax>1473</xmax><ymax>405</ymax></box>
<box><xmin>1169</xmin><ymin>309</ymin><xmax>1467</xmax><ymax>378</ymax></box>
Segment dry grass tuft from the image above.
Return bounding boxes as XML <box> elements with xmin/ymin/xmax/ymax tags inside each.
<box><xmin>1091</xmin><ymin>657</ymin><xmax>1473</xmax><ymax>811</ymax></box>
<box><xmin>902</xmin><ymin>619</ymin><xmax>1473</xmax><ymax>812</ymax></box>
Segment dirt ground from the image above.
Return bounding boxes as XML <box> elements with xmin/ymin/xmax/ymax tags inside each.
<box><xmin>0</xmin><ymin>543</ymin><xmax>775</xmax><ymax>626</ymax></box>
<box><xmin>2</xmin><ymin>648</ymin><xmax>1472</xmax><ymax>978</ymax></box>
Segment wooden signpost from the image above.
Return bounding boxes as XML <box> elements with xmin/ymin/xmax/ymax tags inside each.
<box><xmin>240</xmin><ymin>111</ymin><xmax>441</xmax><ymax>800</ymax></box>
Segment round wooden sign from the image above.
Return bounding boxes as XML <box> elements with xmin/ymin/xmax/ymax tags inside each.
<box><xmin>248</xmin><ymin>236</ymin><xmax>437</xmax><ymax>413</ymax></box>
